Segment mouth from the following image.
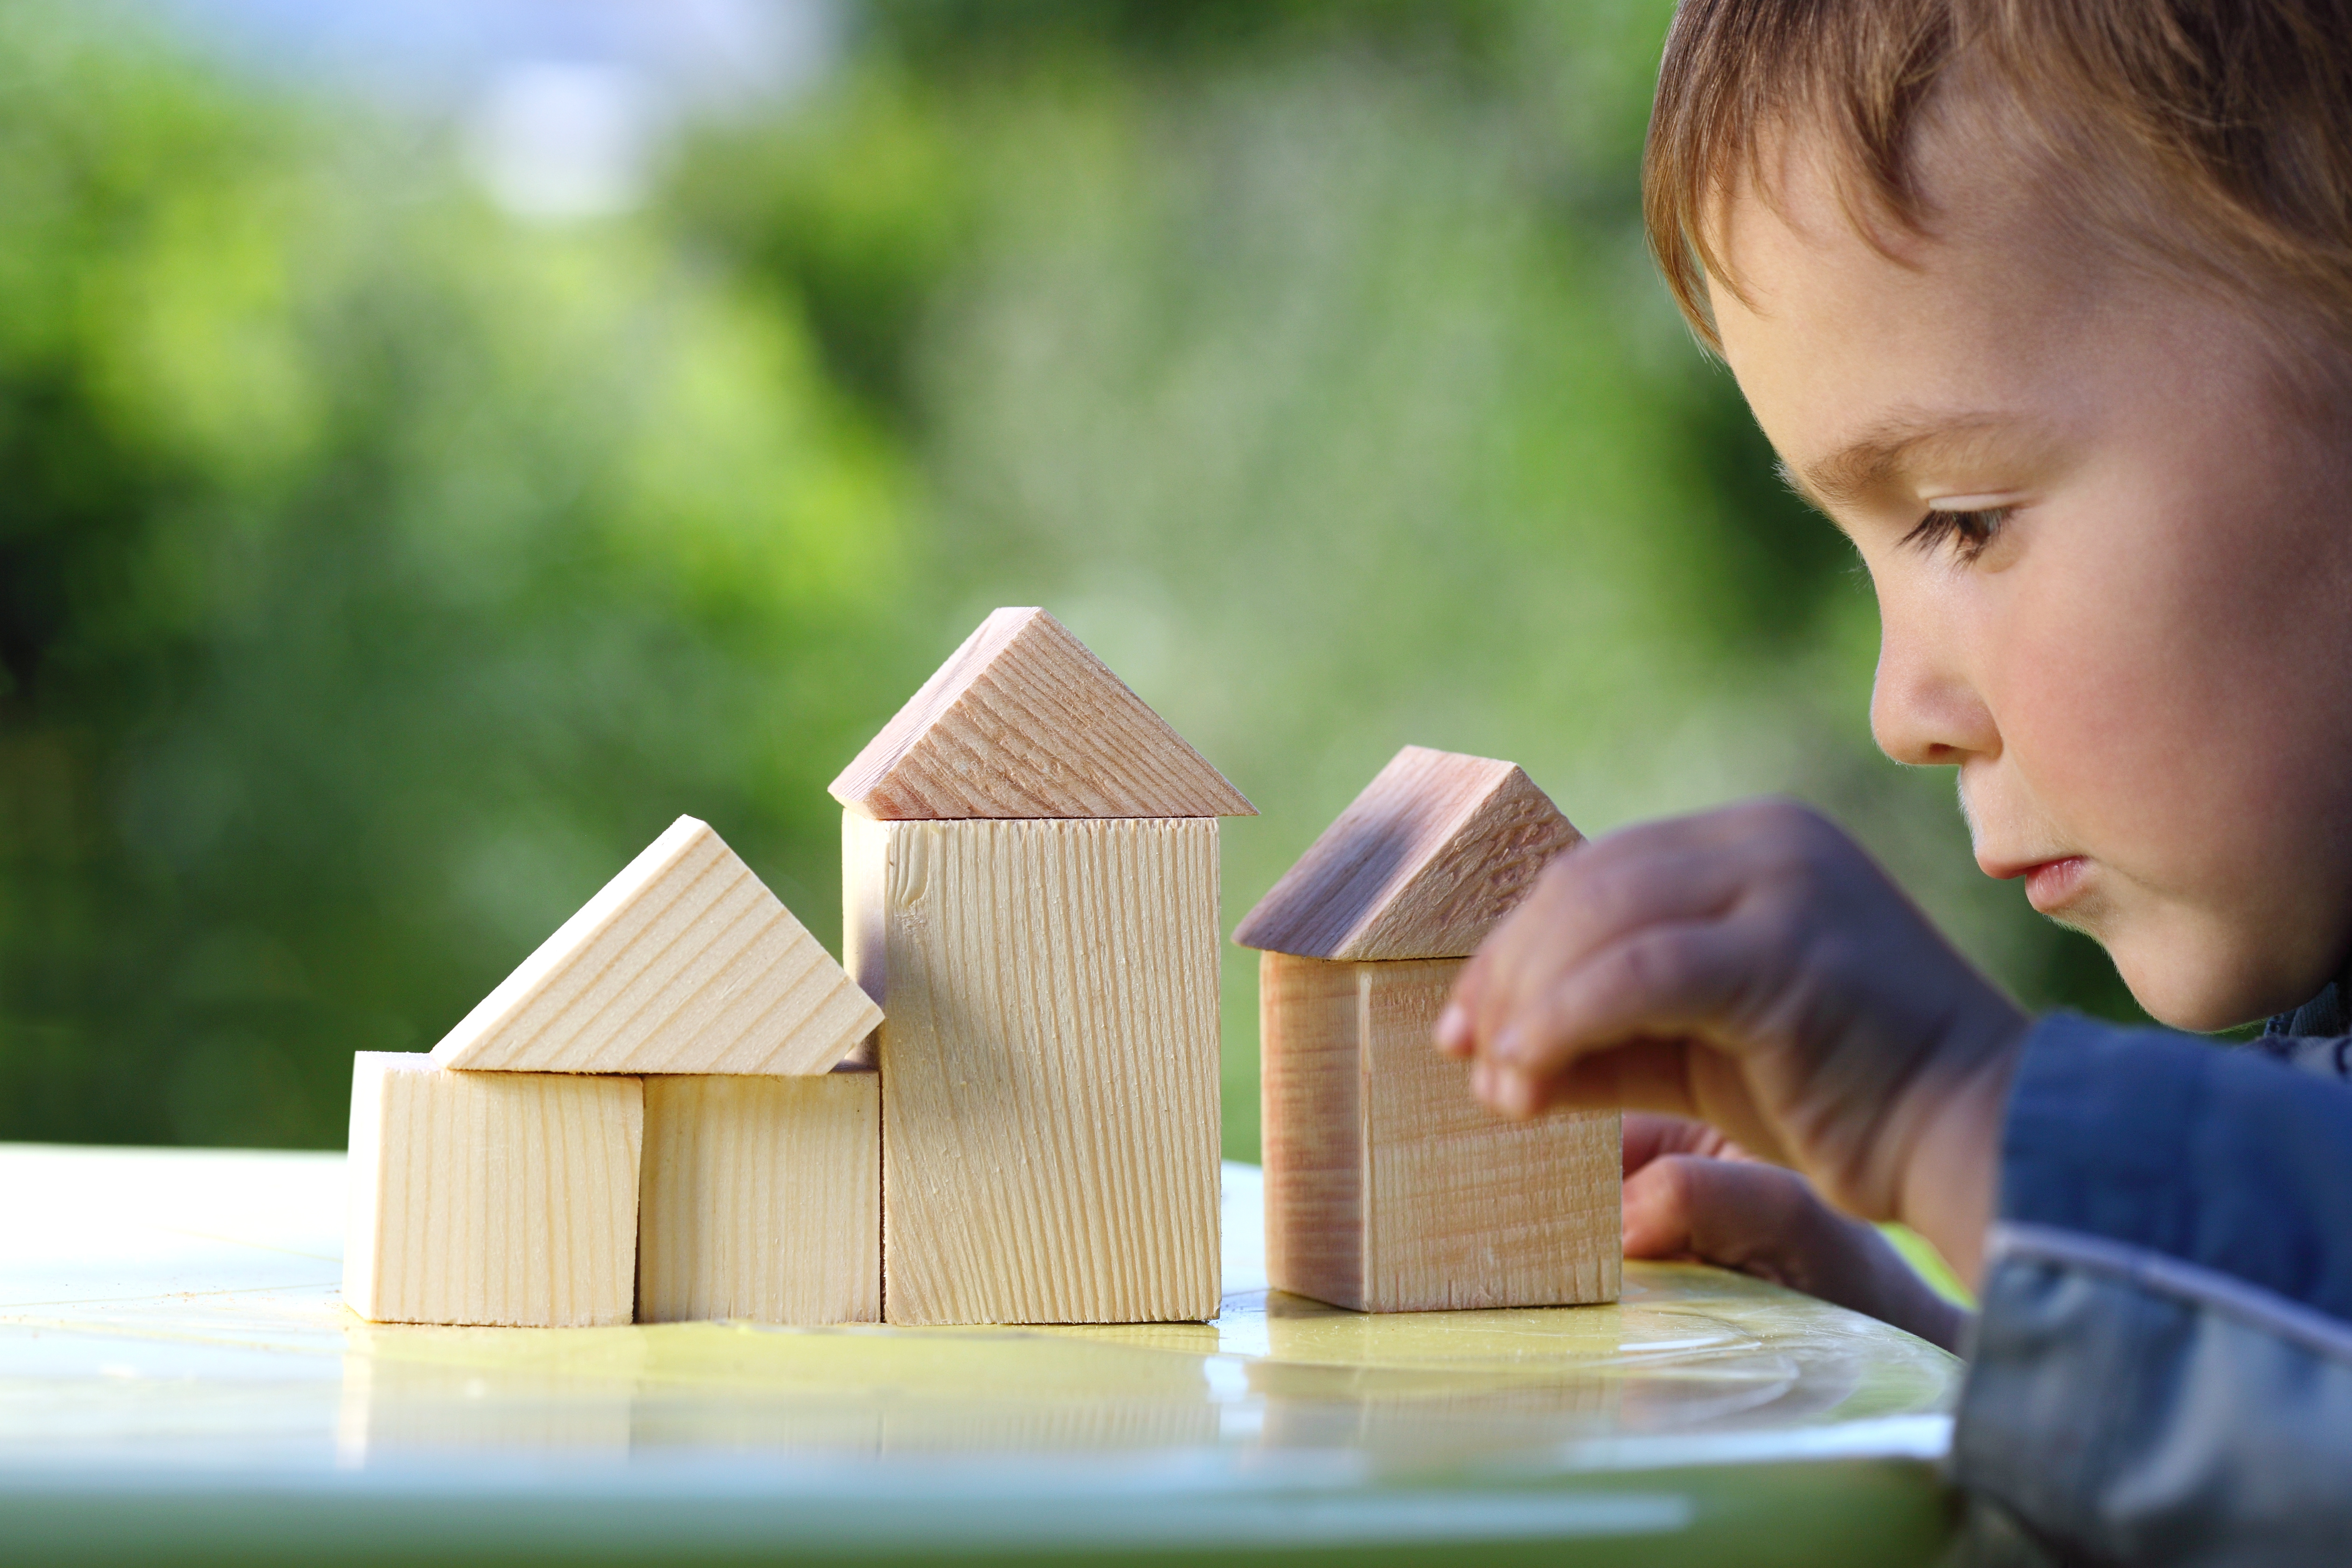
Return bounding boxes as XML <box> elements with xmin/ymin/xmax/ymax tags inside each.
<box><xmin>1976</xmin><ymin>846</ymin><xmax>2092</xmax><ymax>912</ymax></box>
<box><xmin>2016</xmin><ymin>856</ymin><xmax>2091</xmax><ymax>913</ymax></box>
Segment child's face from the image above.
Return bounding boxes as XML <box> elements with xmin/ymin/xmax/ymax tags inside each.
<box><xmin>1709</xmin><ymin>125</ymin><xmax>2352</xmax><ymax>1031</ymax></box>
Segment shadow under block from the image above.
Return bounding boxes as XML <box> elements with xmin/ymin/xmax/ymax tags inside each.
<box><xmin>1260</xmin><ymin>952</ymin><xmax>1620</xmax><ymax>1313</ymax></box>
<box><xmin>637</xmin><ymin>1071</ymin><xmax>881</xmax><ymax>1324</ymax></box>
<box><xmin>845</xmin><ymin>813</ymin><xmax>1222</xmax><ymax>1325</ymax></box>
<box><xmin>342</xmin><ymin>1052</ymin><xmax>643</xmax><ymax>1327</ymax></box>
<box><xmin>429</xmin><ymin>815</ymin><xmax>881</xmax><ymax>1076</ymax></box>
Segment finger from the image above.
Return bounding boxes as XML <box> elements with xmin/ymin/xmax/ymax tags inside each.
<box><xmin>1460</xmin><ymin>800</ymin><xmax>1849</xmax><ymax>1065</ymax></box>
<box><xmin>1464</xmin><ymin>837</ymin><xmax>1754</xmax><ymax>1060</ymax></box>
<box><xmin>1433</xmin><ymin>1002</ymin><xmax>1474</xmax><ymax>1057</ymax></box>
<box><xmin>1432</xmin><ymin>947</ymin><xmax>1490</xmax><ymax>1058</ymax></box>
<box><xmin>1622</xmin><ymin>1154</ymin><xmax>1823</xmax><ymax>1277</ymax></box>
<box><xmin>1621</xmin><ymin>1111</ymin><xmax>1729</xmax><ymax>1175</ymax></box>
<box><xmin>1482</xmin><ymin>916</ymin><xmax>1765</xmax><ymax>1081</ymax></box>
<box><xmin>1479</xmin><ymin>1037</ymin><xmax>1697</xmax><ymax>1121</ymax></box>
<box><xmin>1621</xmin><ymin>1155</ymin><xmax>1704</xmax><ymax>1259</ymax></box>
<box><xmin>1480</xmin><ymin>1034</ymin><xmax>1796</xmax><ymax>1167</ymax></box>
<box><xmin>1625</xmin><ymin>1155</ymin><xmax>1962</xmax><ymax>1341</ymax></box>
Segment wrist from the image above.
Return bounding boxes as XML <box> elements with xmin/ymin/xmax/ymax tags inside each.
<box><xmin>1856</xmin><ymin>1229</ymin><xmax>1971</xmax><ymax>1353</ymax></box>
<box><xmin>1894</xmin><ymin>1012</ymin><xmax>2029</xmax><ymax>1290</ymax></box>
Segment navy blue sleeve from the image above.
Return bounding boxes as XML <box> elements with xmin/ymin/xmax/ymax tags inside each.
<box><xmin>1948</xmin><ymin>1014</ymin><xmax>2352</xmax><ymax>1566</ymax></box>
<box><xmin>1999</xmin><ymin>1012</ymin><xmax>2352</xmax><ymax>1320</ymax></box>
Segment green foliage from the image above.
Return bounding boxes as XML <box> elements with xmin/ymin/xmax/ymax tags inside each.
<box><xmin>0</xmin><ymin>1</ymin><xmax>2144</xmax><ymax>1155</ymax></box>
<box><xmin>0</xmin><ymin>8</ymin><xmax>908</xmax><ymax>1144</ymax></box>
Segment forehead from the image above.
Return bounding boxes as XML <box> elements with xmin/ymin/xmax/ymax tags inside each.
<box><xmin>1706</xmin><ymin>121</ymin><xmax>2113</xmax><ymax>488</ymax></box>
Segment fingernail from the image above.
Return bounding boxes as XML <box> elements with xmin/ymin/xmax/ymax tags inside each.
<box><xmin>1435</xmin><ymin>1003</ymin><xmax>1472</xmax><ymax>1054</ymax></box>
<box><xmin>1507</xmin><ymin>1072</ymin><xmax>1538</xmax><ymax>1117</ymax></box>
<box><xmin>1491</xmin><ymin>1027</ymin><xmax>1525</xmax><ymax>1065</ymax></box>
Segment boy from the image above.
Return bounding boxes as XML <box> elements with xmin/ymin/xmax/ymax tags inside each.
<box><xmin>1436</xmin><ymin>2</ymin><xmax>2352</xmax><ymax>1562</ymax></box>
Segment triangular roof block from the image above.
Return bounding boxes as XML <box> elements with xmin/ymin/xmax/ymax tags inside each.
<box><xmin>430</xmin><ymin>816</ymin><xmax>882</xmax><ymax>1075</ymax></box>
<box><xmin>1235</xmin><ymin>746</ymin><xmax>1583</xmax><ymax>961</ymax></box>
<box><xmin>829</xmin><ymin>607</ymin><xmax>1255</xmax><ymax>820</ymax></box>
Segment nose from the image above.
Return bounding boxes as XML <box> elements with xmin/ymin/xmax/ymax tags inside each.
<box><xmin>1869</xmin><ymin>592</ymin><xmax>1999</xmax><ymax>766</ymax></box>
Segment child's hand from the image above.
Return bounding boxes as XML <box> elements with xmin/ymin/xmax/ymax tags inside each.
<box><xmin>1434</xmin><ymin>801</ymin><xmax>2027</xmax><ymax>1282</ymax></box>
<box><xmin>1622</xmin><ymin>1113</ymin><xmax>1967</xmax><ymax>1351</ymax></box>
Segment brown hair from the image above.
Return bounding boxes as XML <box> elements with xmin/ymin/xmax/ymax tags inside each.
<box><xmin>1643</xmin><ymin>0</ymin><xmax>2352</xmax><ymax>355</ymax></box>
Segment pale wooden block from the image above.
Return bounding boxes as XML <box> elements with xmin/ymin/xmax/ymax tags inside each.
<box><xmin>342</xmin><ymin>1052</ymin><xmax>642</xmax><ymax>1327</ymax></box>
<box><xmin>846</xmin><ymin>813</ymin><xmax>1222</xmax><ymax>1324</ymax></box>
<box><xmin>1260</xmin><ymin>949</ymin><xmax>1364</xmax><ymax>1307</ymax></box>
<box><xmin>636</xmin><ymin>1070</ymin><xmax>881</xmax><ymax>1324</ymax></box>
<box><xmin>1261</xmin><ymin>952</ymin><xmax>1620</xmax><ymax>1313</ymax></box>
<box><xmin>829</xmin><ymin>607</ymin><xmax>1254</xmax><ymax>821</ymax></box>
<box><xmin>1236</xmin><ymin>746</ymin><xmax>1581</xmax><ymax>961</ymax></box>
<box><xmin>429</xmin><ymin>815</ymin><xmax>880</xmax><ymax>1076</ymax></box>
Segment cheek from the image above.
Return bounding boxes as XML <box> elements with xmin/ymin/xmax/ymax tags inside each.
<box><xmin>1983</xmin><ymin>488</ymin><xmax>2335</xmax><ymax>892</ymax></box>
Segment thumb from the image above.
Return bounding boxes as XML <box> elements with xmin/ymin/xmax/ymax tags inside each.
<box><xmin>1621</xmin><ymin>1111</ymin><xmax>1738</xmax><ymax>1176</ymax></box>
<box><xmin>1622</xmin><ymin>1152</ymin><xmax>1824</xmax><ymax>1274</ymax></box>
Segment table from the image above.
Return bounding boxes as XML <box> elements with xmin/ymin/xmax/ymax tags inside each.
<box><xmin>0</xmin><ymin>1143</ymin><xmax>1960</xmax><ymax>1565</ymax></box>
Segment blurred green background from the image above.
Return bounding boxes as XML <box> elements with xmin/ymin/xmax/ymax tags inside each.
<box><xmin>0</xmin><ymin>0</ymin><xmax>2142</xmax><ymax>1158</ymax></box>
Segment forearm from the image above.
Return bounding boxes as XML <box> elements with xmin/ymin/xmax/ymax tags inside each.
<box><xmin>1893</xmin><ymin>1035</ymin><xmax>2023</xmax><ymax>1290</ymax></box>
<box><xmin>1776</xmin><ymin>1199</ymin><xmax>1970</xmax><ymax>1352</ymax></box>
<box><xmin>1844</xmin><ymin>1229</ymin><xmax>1970</xmax><ymax>1353</ymax></box>
<box><xmin>1631</xmin><ymin>1140</ymin><xmax>1972</xmax><ymax>1351</ymax></box>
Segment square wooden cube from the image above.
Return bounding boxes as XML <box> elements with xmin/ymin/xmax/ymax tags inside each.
<box><xmin>636</xmin><ymin>1070</ymin><xmax>881</xmax><ymax>1324</ymax></box>
<box><xmin>1261</xmin><ymin>951</ymin><xmax>1619</xmax><ymax>1313</ymax></box>
<box><xmin>342</xmin><ymin>1052</ymin><xmax>643</xmax><ymax>1327</ymax></box>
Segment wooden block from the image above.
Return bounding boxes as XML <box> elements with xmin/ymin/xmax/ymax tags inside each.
<box><xmin>1245</xmin><ymin>746</ymin><xmax>1607</xmax><ymax>1311</ymax></box>
<box><xmin>846</xmin><ymin>812</ymin><xmax>1222</xmax><ymax>1324</ymax></box>
<box><xmin>429</xmin><ymin>815</ymin><xmax>881</xmax><ymax>1075</ymax></box>
<box><xmin>342</xmin><ymin>1052</ymin><xmax>643</xmax><ymax>1327</ymax></box>
<box><xmin>1235</xmin><ymin>745</ymin><xmax>1582</xmax><ymax>961</ymax></box>
<box><xmin>828</xmin><ymin>607</ymin><xmax>1255</xmax><ymax>821</ymax></box>
<box><xmin>636</xmin><ymin>1069</ymin><xmax>881</xmax><ymax>1324</ymax></box>
<box><xmin>1261</xmin><ymin>951</ymin><xmax>1619</xmax><ymax>1313</ymax></box>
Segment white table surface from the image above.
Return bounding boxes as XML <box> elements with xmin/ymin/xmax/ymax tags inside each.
<box><xmin>0</xmin><ymin>1143</ymin><xmax>1961</xmax><ymax>1565</ymax></box>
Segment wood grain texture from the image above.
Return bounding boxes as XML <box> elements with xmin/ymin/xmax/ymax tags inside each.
<box><xmin>637</xmin><ymin>1070</ymin><xmax>881</xmax><ymax>1324</ymax></box>
<box><xmin>848</xmin><ymin>814</ymin><xmax>1222</xmax><ymax>1324</ymax></box>
<box><xmin>342</xmin><ymin>1052</ymin><xmax>642</xmax><ymax>1327</ymax></box>
<box><xmin>1258</xmin><ymin>950</ymin><xmax>1363</xmax><ymax>1310</ymax></box>
<box><xmin>430</xmin><ymin>815</ymin><xmax>881</xmax><ymax>1076</ymax></box>
<box><xmin>1259</xmin><ymin>954</ymin><xmax>1619</xmax><ymax>1313</ymax></box>
<box><xmin>828</xmin><ymin>607</ymin><xmax>1254</xmax><ymax>821</ymax></box>
<box><xmin>1234</xmin><ymin>746</ymin><xmax>1582</xmax><ymax>960</ymax></box>
<box><xmin>1360</xmin><ymin>958</ymin><xmax>1618</xmax><ymax>1310</ymax></box>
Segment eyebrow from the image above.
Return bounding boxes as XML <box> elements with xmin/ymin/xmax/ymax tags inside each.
<box><xmin>1786</xmin><ymin>411</ymin><xmax>2036</xmax><ymax>512</ymax></box>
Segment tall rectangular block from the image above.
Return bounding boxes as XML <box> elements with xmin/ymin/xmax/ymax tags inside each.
<box><xmin>846</xmin><ymin>812</ymin><xmax>1222</xmax><ymax>1325</ymax></box>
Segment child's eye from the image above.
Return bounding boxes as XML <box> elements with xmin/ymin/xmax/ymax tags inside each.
<box><xmin>1900</xmin><ymin>507</ymin><xmax>2011</xmax><ymax>564</ymax></box>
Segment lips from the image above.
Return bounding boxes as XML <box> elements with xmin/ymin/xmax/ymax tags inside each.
<box><xmin>2020</xmin><ymin>856</ymin><xmax>2090</xmax><ymax>913</ymax></box>
<box><xmin>1976</xmin><ymin>846</ymin><xmax>2092</xmax><ymax>912</ymax></box>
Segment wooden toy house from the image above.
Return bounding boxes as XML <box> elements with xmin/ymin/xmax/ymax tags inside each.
<box><xmin>1235</xmin><ymin>745</ymin><xmax>1619</xmax><ymax>1313</ymax></box>
<box><xmin>832</xmin><ymin>607</ymin><xmax>1254</xmax><ymax>1324</ymax></box>
<box><xmin>343</xmin><ymin>815</ymin><xmax>883</xmax><ymax>1327</ymax></box>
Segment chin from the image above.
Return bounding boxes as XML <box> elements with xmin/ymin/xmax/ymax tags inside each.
<box><xmin>2112</xmin><ymin>943</ymin><xmax>2306</xmax><ymax>1034</ymax></box>
<box><xmin>2134</xmin><ymin>991</ymin><xmax>2253</xmax><ymax>1034</ymax></box>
